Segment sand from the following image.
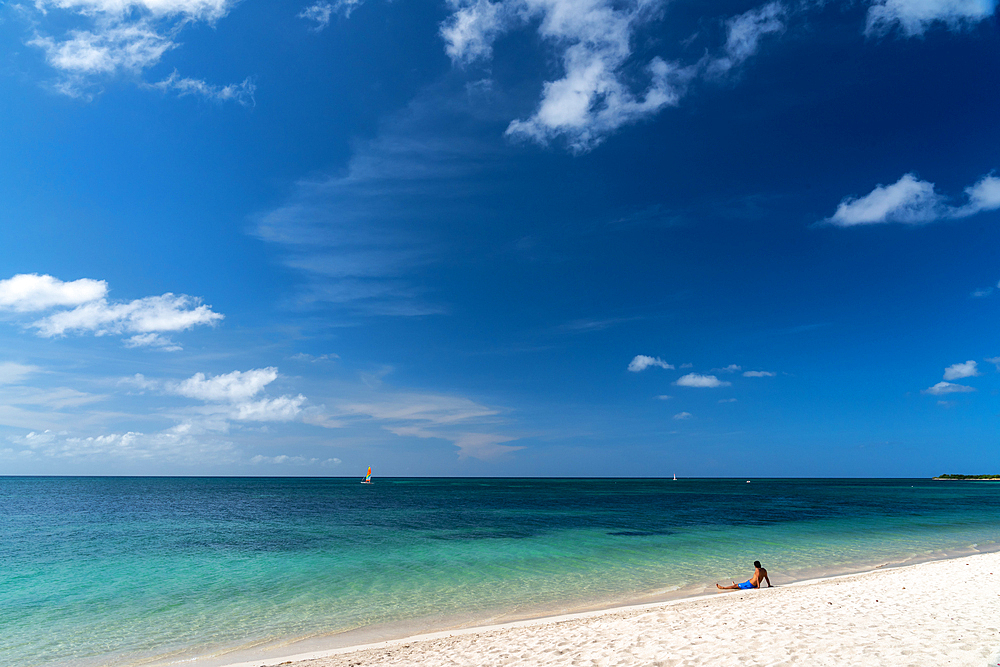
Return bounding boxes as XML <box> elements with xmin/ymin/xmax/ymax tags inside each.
<box><xmin>227</xmin><ymin>551</ymin><xmax>1000</xmax><ymax>667</ymax></box>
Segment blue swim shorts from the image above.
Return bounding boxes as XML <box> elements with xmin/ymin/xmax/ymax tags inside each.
<box><xmin>737</xmin><ymin>581</ymin><xmax>754</xmax><ymax>590</ymax></box>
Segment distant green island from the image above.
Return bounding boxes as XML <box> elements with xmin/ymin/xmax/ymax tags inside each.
<box><xmin>933</xmin><ymin>474</ymin><xmax>1000</xmax><ymax>480</ymax></box>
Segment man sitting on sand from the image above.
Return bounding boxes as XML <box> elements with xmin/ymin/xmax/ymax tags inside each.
<box><xmin>717</xmin><ymin>561</ymin><xmax>771</xmax><ymax>590</ymax></box>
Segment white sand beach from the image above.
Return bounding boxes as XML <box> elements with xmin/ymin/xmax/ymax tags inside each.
<box><xmin>228</xmin><ymin>551</ymin><xmax>1000</xmax><ymax>667</ymax></box>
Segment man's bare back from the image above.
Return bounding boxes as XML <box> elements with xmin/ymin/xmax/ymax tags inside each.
<box><xmin>716</xmin><ymin>561</ymin><xmax>771</xmax><ymax>590</ymax></box>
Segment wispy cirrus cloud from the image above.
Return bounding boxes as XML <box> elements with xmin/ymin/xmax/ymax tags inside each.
<box><xmin>743</xmin><ymin>370</ymin><xmax>775</xmax><ymax>377</ymax></box>
<box><xmin>148</xmin><ymin>70</ymin><xmax>256</xmax><ymax>106</ymax></box>
<box><xmin>824</xmin><ymin>172</ymin><xmax>1000</xmax><ymax>226</ymax></box>
<box><xmin>298</xmin><ymin>0</ymin><xmax>363</xmax><ymax>29</ymax></box>
<box><xmin>707</xmin><ymin>1</ymin><xmax>786</xmax><ymax>76</ymax></box>
<box><xmin>339</xmin><ymin>391</ymin><xmax>519</xmax><ymax>460</ymax></box>
<box><xmin>0</xmin><ymin>274</ymin><xmax>222</xmax><ymax>350</ymax></box>
<box><xmin>865</xmin><ymin>0</ymin><xmax>998</xmax><ymax>37</ymax></box>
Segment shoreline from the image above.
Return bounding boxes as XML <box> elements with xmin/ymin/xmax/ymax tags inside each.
<box><xmin>217</xmin><ymin>549</ymin><xmax>1000</xmax><ymax>667</ymax></box>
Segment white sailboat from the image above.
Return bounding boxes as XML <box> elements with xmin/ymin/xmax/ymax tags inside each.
<box><xmin>361</xmin><ymin>466</ymin><xmax>373</xmax><ymax>484</ymax></box>
<box><xmin>673</xmin><ymin>473</ymin><xmax>677</xmax><ymax>481</ymax></box>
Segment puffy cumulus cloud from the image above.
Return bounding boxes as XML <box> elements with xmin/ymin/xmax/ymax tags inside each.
<box><xmin>943</xmin><ymin>360</ymin><xmax>979</xmax><ymax>381</ymax></box>
<box><xmin>0</xmin><ymin>274</ymin><xmax>107</xmax><ymax>311</ymax></box>
<box><xmin>32</xmin><ymin>293</ymin><xmax>223</xmax><ymax>343</ymax></box>
<box><xmin>866</xmin><ymin>0</ymin><xmax>997</xmax><ymax>37</ymax></box>
<box><xmin>923</xmin><ymin>381</ymin><xmax>975</xmax><ymax>395</ymax></box>
<box><xmin>125</xmin><ymin>367</ymin><xmax>325</xmax><ymax>429</ymax></box>
<box><xmin>0</xmin><ymin>274</ymin><xmax>222</xmax><ymax>349</ymax></box>
<box><xmin>743</xmin><ymin>370</ymin><xmax>775</xmax><ymax>377</ymax></box>
<box><xmin>825</xmin><ymin>172</ymin><xmax>1000</xmax><ymax>226</ymax></box>
<box><xmin>826</xmin><ymin>173</ymin><xmax>943</xmax><ymax>226</ymax></box>
<box><xmin>23</xmin><ymin>0</ymin><xmax>248</xmax><ymax>99</ymax></box>
<box><xmin>628</xmin><ymin>354</ymin><xmax>674</xmax><ymax>372</ymax></box>
<box><xmin>675</xmin><ymin>373</ymin><xmax>731</xmax><ymax>388</ymax></box>
<box><xmin>673</xmin><ymin>411</ymin><xmax>692</xmax><ymax>420</ymax></box>
<box><xmin>231</xmin><ymin>395</ymin><xmax>307</xmax><ymax>422</ymax></box>
<box><xmin>440</xmin><ymin>0</ymin><xmax>798</xmax><ymax>152</ymax></box>
<box><xmin>442</xmin><ymin>0</ymin><xmax>692</xmax><ymax>153</ymax></box>
<box><xmin>171</xmin><ymin>368</ymin><xmax>278</xmax><ymax>403</ymax></box>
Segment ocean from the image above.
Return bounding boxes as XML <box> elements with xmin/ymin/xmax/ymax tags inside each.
<box><xmin>2</xmin><ymin>477</ymin><xmax>998</xmax><ymax>667</ymax></box>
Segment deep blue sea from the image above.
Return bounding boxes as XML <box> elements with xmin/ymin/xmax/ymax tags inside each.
<box><xmin>2</xmin><ymin>477</ymin><xmax>999</xmax><ymax>667</ymax></box>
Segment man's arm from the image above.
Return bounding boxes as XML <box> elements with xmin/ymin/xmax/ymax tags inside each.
<box><xmin>763</xmin><ymin>571</ymin><xmax>771</xmax><ymax>587</ymax></box>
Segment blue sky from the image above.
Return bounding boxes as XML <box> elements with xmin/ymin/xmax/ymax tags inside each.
<box><xmin>1</xmin><ymin>0</ymin><xmax>999</xmax><ymax>477</ymax></box>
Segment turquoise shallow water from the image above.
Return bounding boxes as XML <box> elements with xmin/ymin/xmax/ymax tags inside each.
<box><xmin>2</xmin><ymin>477</ymin><xmax>999</xmax><ymax>666</ymax></box>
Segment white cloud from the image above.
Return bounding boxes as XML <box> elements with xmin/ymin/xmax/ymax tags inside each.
<box><xmin>0</xmin><ymin>362</ymin><xmax>41</xmax><ymax>385</ymax></box>
<box><xmin>943</xmin><ymin>360</ymin><xmax>978</xmax><ymax>380</ymax></box>
<box><xmin>441</xmin><ymin>0</ymin><xmax>510</xmax><ymax>63</ymax></box>
<box><xmin>743</xmin><ymin>370</ymin><xmax>775</xmax><ymax>377</ymax></box>
<box><xmin>289</xmin><ymin>352</ymin><xmax>340</xmax><ymax>362</ymax></box>
<box><xmin>7</xmin><ymin>428</ymin><xmax>240</xmax><ymax>465</ymax></box>
<box><xmin>708</xmin><ymin>1</ymin><xmax>785</xmax><ymax>75</ymax></box>
<box><xmin>923</xmin><ymin>381</ymin><xmax>976</xmax><ymax>395</ymax></box>
<box><xmin>171</xmin><ymin>368</ymin><xmax>278</xmax><ymax>403</ymax></box>
<box><xmin>341</xmin><ymin>393</ymin><xmax>499</xmax><ymax>424</ymax></box>
<box><xmin>148</xmin><ymin>71</ymin><xmax>256</xmax><ymax>106</ymax></box>
<box><xmin>442</xmin><ymin>0</ymin><xmax>692</xmax><ymax>153</ymax></box>
<box><xmin>341</xmin><ymin>392</ymin><xmax>516</xmax><ymax>461</ymax></box>
<box><xmin>866</xmin><ymin>0</ymin><xmax>997</xmax><ymax>37</ymax></box>
<box><xmin>971</xmin><ymin>287</ymin><xmax>994</xmax><ymax>298</ymax></box>
<box><xmin>673</xmin><ymin>411</ymin><xmax>692</xmax><ymax>420</ymax></box>
<box><xmin>656</xmin><ymin>394</ymin><xmax>672</xmax><ymax>400</ymax></box>
<box><xmin>388</xmin><ymin>426</ymin><xmax>523</xmax><ymax>460</ymax></box>
<box><xmin>716</xmin><ymin>364</ymin><xmax>742</xmax><ymax>373</ymax></box>
<box><xmin>0</xmin><ymin>274</ymin><xmax>223</xmax><ymax>349</ymax></box>
<box><xmin>127</xmin><ymin>367</ymin><xmax>318</xmax><ymax>426</ymax></box>
<box><xmin>0</xmin><ymin>274</ymin><xmax>107</xmax><ymax>311</ymax></box>
<box><xmin>986</xmin><ymin>356</ymin><xmax>1000</xmax><ymax>371</ymax></box>
<box><xmin>675</xmin><ymin>373</ymin><xmax>730</xmax><ymax>388</ymax></box>
<box><xmin>718</xmin><ymin>397</ymin><xmax>737</xmax><ymax>403</ymax></box>
<box><xmin>24</xmin><ymin>0</ymin><xmax>247</xmax><ymax>99</ymax></box>
<box><xmin>826</xmin><ymin>173</ymin><xmax>943</xmax><ymax>226</ymax></box>
<box><xmin>231</xmin><ymin>395</ymin><xmax>306</xmax><ymax>421</ymax></box>
<box><xmin>825</xmin><ymin>171</ymin><xmax>1000</xmax><ymax>226</ymax></box>
<box><xmin>299</xmin><ymin>1</ymin><xmax>334</xmax><ymax>29</ymax></box>
<box><xmin>250</xmin><ymin>454</ymin><xmax>340</xmax><ymax>465</ymax></box>
<box><xmin>31</xmin><ymin>293</ymin><xmax>223</xmax><ymax>343</ymax></box>
<box><xmin>29</xmin><ymin>23</ymin><xmax>174</xmax><ymax>78</ymax></box>
<box><xmin>123</xmin><ymin>333</ymin><xmax>182</xmax><ymax>351</ymax></box>
<box><xmin>628</xmin><ymin>354</ymin><xmax>674</xmax><ymax>372</ymax></box>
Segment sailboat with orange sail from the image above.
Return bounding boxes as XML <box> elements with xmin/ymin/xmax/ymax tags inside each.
<box><xmin>361</xmin><ymin>466</ymin><xmax>373</xmax><ymax>484</ymax></box>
